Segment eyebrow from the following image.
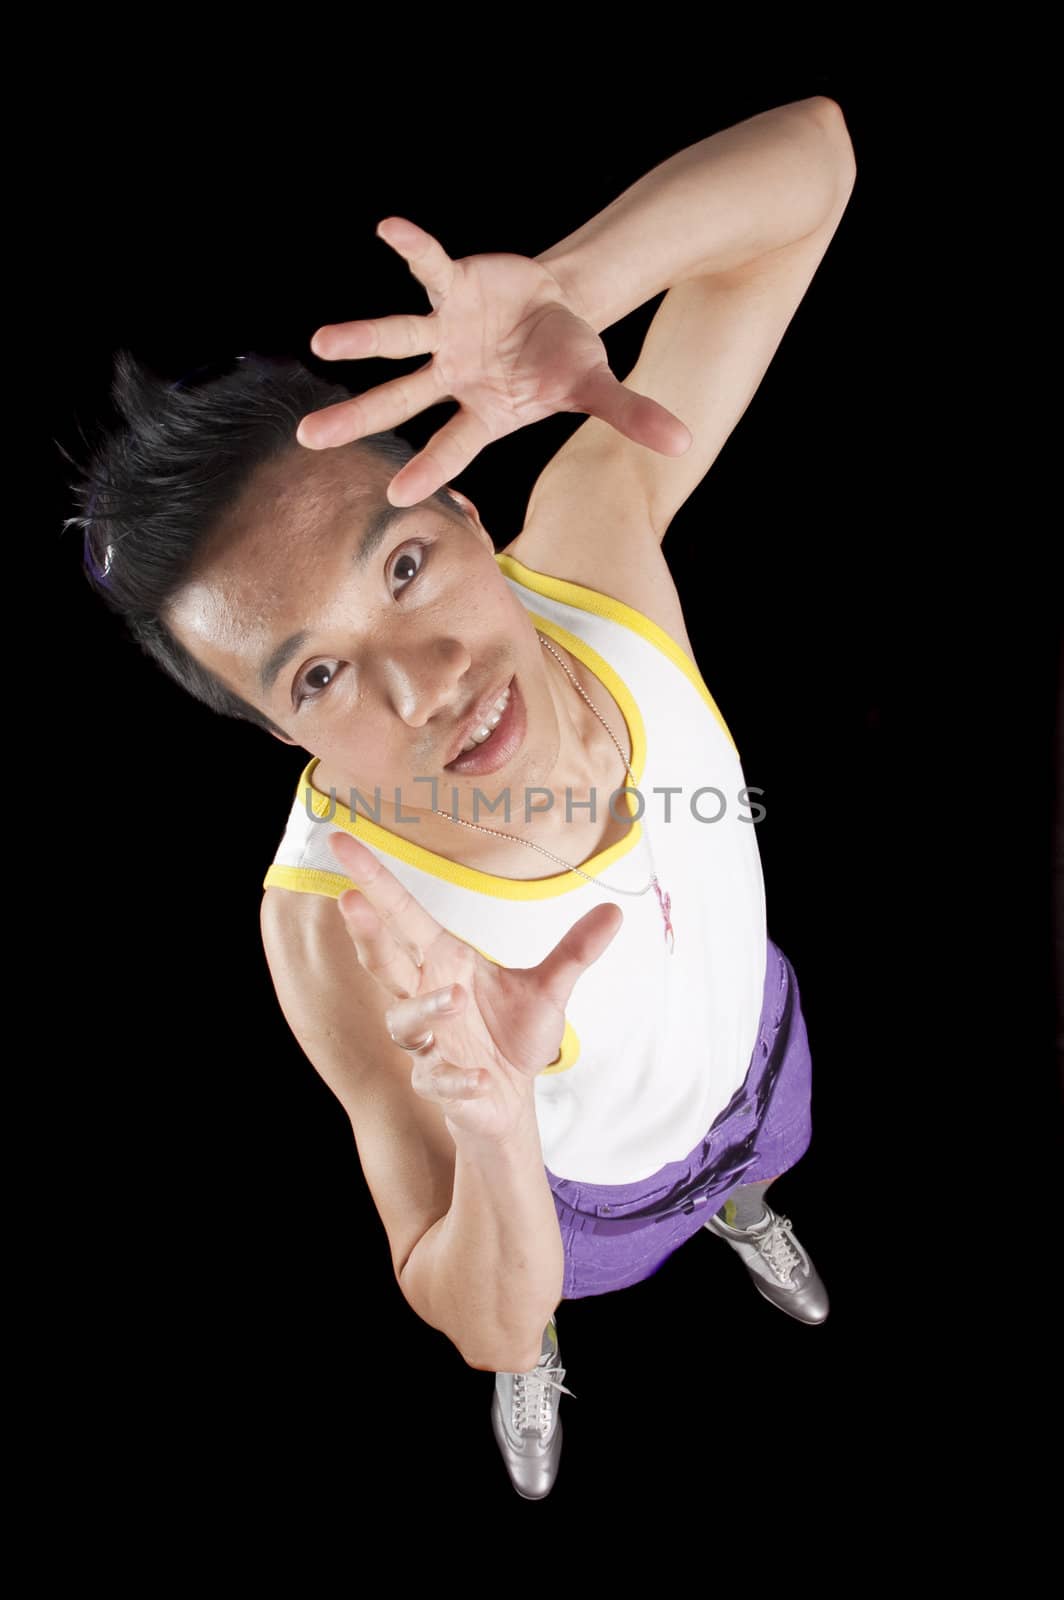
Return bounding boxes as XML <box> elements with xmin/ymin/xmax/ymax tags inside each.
<box><xmin>257</xmin><ymin>501</ymin><xmax>422</xmax><ymax>700</ymax></box>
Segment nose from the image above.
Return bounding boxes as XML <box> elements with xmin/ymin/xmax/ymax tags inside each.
<box><xmin>378</xmin><ymin>638</ymin><xmax>472</xmax><ymax>729</ymax></box>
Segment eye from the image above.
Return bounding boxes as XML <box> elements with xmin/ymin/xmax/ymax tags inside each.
<box><xmin>293</xmin><ymin>540</ymin><xmax>432</xmax><ymax>708</ymax></box>
<box><xmin>389</xmin><ymin>538</ymin><xmax>429</xmax><ymax>594</ymax></box>
<box><xmin>299</xmin><ymin>661</ymin><xmax>340</xmax><ymax>701</ymax></box>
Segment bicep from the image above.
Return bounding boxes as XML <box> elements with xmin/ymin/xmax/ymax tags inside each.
<box><xmin>524</xmin><ymin>171</ymin><xmax>856</xmax><ymax>550</ymax></box>
<box><xmin>631</xmin><ymin>195</ymin><xmax>854</xmax><ymax>538</ymax></box>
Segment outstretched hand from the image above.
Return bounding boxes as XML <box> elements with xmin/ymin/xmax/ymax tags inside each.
<box><xmin>326</xmin><ymin>828</ymin><xmax>624</xmax><ymax>1144</ymax></box>
<box><xmin>296</xmin><ymin>216</ymin><xmax>693</xmax><ymax>507</ymax></box>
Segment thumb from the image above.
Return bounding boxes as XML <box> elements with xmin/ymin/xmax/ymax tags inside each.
<box><xmin>531</xmin><ymin>902</ymin><xmax>624</xmax><ymax>1011</ymax></box>
<box><xmin>571</xmin><ymin>365</ymin><xmax>693</xmax><ymax>457</ymax></box>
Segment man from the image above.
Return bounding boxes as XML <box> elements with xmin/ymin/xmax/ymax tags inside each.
<box><xmin>72</xmin><ymin>95</ymin><xmax>857</xmax><ymax>1500</ymax></box>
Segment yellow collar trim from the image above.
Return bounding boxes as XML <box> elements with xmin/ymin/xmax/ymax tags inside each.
<box><xmin>495</xmin><ymin>551</ymin><xmax>738</xmax><ymax>756</ymax></box>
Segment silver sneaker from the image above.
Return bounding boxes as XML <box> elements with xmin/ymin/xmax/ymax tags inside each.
<box><xmin>703</xmin><ymin>1203</ymin><xmax>830</xmax><ymax>1325</ymax></box>
<box><xmin>491</xmin><ymin>1315</ymin><xmax>575</xmax><ymax>1500</ymax></box>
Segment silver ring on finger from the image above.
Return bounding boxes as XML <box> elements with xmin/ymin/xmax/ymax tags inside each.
<box><xmin>389</xmin><ymin>1027</ymin><xmax>435</xmax><ymax>1055</ymax></box>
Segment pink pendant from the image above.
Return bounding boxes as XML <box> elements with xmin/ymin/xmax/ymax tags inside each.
<box><xmin>652</xmin><ymin>878</ymin><xmax>676</xmax><ymax>955</ymax></box>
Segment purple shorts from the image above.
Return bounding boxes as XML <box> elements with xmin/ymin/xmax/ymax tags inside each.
<box><xmin>545</xmin><ymin>937</ymin><xmax>814</xmax><ymax>1300</ymax></box>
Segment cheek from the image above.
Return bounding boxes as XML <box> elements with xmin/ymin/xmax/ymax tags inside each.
<box><xmin>316</xmin><ymin>711</ymin><xmax>393</xmax><ymax>771</ymax></box>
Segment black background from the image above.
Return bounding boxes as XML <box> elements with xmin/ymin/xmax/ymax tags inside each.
<box><xmin>43</xmin><ymin>54</ymin><xmax>1059</xmax><ymax>1539</ymax></box>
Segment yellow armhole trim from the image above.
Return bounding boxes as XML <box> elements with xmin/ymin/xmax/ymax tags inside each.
<box><xmin>495</xmin><ymin>550</ymin><xmax>739</xmax><ymax>756</ymax></box>
<box><xmin>540</xmin><ymin>1016</ymin><xmax>581</xmax><ymax>1075</ymax></box>
<box><xmin>263</xmin><ymin>864</ymin><xmax>352</xmax><ymax>898</ymax></box>
<box><xmin>463</xmin><ymin>935</ymin><xmax>581</xmax><ymax>1076</ymax></box>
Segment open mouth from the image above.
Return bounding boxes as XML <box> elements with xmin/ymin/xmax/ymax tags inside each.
<box><xmin>443</xmin><ymin>675</ymin><xmax>526</xmax><ymax>776</ymax></box>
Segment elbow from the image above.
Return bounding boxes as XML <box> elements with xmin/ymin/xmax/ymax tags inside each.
<box><xmin>462</xmin><ymin>1313</ymin><xmax>556</xmax><ymax>1375</ymax></box>
<box><xmin>464</xmin><ymin>1342</ymin><xmax>545</xmax><ymax>1376</ymax></box>
<box><xmin>809</xmin><ymin>96</ymin><xmax>857</xmax><ymax>181</ymax></box>
<box><xmin>808</xmin><ymin>94</ymin><xmax>847</xmax><ymax>132</ymax></box>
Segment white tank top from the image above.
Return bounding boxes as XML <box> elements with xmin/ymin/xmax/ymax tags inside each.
<box><xmin>263</xmin><ymin>551</ymin><xmax>768</xmax><ymax>1185</ymax></box>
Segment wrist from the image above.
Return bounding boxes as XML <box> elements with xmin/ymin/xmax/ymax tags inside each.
<box><xmin>446</xmin><ymin>1082</ymin><xmax>541</xmax><ymax>1155</ymax></box>
<box><xmin>532</xmin><ymin>248</ymin><xmax>599</xmax><ymax>333</ymax></box>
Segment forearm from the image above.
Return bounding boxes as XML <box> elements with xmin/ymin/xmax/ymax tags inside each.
<box><xmin>398</xmin><ymin>1089</ymin><xmax>564</xmax><ymax>1373</ymax></box>
<box><xmin>535</xmin><ymin>96</ymin><xmax>855</xmax><ymax>333</ymax></box>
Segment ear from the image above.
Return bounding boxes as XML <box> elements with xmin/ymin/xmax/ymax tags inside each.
<box><xmin>443</xmin><ymin>486</ymin><xmax>490</xmax><ymax>544</ymax></box>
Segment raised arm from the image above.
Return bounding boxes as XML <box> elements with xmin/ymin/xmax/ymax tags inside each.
<box><xmin>515</xmin><ymin>96</ymin><xmax>858</xmax><ymax>558</ymax></box>
<box><xmin>293</xmin><ymin>98</ymin><xmax>852</xmax><ymax>507</ymax></box>
<box><xmin>534</xmin><ymin>96</ymin><xmax>855</xmax><ymax>337</ymax></box>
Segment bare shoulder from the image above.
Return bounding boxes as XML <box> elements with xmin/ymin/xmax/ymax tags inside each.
<box><xmin>260</xmin><ymin>880</ymin><xmax>354</xmax><ymax>999</ymax></box>
<box><xmin>259</xmin><ymin>885</ymin><xmax>385</xmax><ymax>1092</ymax></box>
<box><xmin>259</xmin><ymin>884</ymin><xmax>402</xmax><ymax>1070</ymax></box>
<box><xmin>498</xmin><ymin>439</ymin><xmax>699</xmax><ymax>668</ymax></box>
<box><xmin>261</xmin><ymin>878</ymin><xmax>340</xmax><ymax>951</ymax></box>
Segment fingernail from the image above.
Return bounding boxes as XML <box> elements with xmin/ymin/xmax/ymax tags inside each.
<box><xmin>432</xmin><ymin>987</ymin><xmax>455</xmax><ymax>1011</ymax></box>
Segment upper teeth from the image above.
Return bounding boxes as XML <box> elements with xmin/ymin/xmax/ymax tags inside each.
<box><xmin>458</xmin><ymin>686</ymin><xmax>511</xmax><ymax>753</ymax></box>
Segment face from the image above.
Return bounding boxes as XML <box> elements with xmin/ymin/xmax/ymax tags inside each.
<box><xmin>165</xmin><ymin>444</ymin><xmax>570</xmax><ymax>816</ymax></box>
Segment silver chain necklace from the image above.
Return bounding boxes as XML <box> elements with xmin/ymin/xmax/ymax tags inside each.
<box><xmin>432</xmin><ymin>632</ymin><xmax>675</xmax><ymax>954</ymax></box>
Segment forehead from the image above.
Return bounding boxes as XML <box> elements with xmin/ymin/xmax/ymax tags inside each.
<box><xmin>170</xmin><ymin>444</ymin><xmax>388</xmax><ymax>653</ymax></box>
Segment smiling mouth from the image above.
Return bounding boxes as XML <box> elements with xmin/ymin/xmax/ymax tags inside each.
<box><xmin>442</xmin><ymin>674</ymin><xmax>524</xmax><ymax>775</ymax></box>
<box><xmin>452</xmin><ymin>683</ymin><xmax>513</xmax><ymax>757</ymax></box>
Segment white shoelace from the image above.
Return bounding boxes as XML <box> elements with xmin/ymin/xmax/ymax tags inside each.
<box><xmin>512</xmin><ymin>1360</ymin><xmax>577</xmax><ymax>1433</ymax></box>
<box><xmin>753</xmin><ymin>1214</ymin><xmax>803</xmax><ymax>1284</ymax></box>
